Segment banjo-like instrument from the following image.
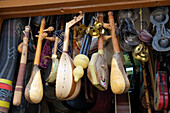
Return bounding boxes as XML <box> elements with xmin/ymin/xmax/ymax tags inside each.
<box><xmin>25</xmin><ymin>18</ymin><xmax>54</xmax><ymax>104</ymax></box>
<box><xmin>87</xmin><ymin>12</ymin><xmax>109</xmax><ymax>91</ymax></box>
<box><xmin>56</xmin><ymin>12</ymin><xmax>83</xmax><ymax>100</ymax></box>
<box><xmin>108</xmin><ymin>11</ymin><xmax>130</xmax><ymax>94</ymax></box>
<box><xmin>45</xmin><ymin>36</ymin><xmax>59</xmax><ymax>84</ymax></box>
<box><xmin>13</xmin><ymin>18</ymin><xmax>31</xmax><ymax>106</ymax></box>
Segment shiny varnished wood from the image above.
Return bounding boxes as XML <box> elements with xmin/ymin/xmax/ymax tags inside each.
<box><xmin>0</xmin><ymin>0</ymin><xmax>170</xmax><ymax>19</ymax></box>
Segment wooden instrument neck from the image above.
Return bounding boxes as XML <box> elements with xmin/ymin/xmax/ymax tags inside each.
<box><xmin>34</xmin><ymin>18</ymin><xmax>45</xmax><ymax>65</ymax></box>
<box><xmin>63</xmin><ymin>12</ymin><xmax>83</xmax><ymax>52</ymax></box>
<box><xmin>63</xmin><ymin>26</ymin><xmax>70</xmax><ymax>52</ymax></box>
<box><xmin>53</xmin><ymin>37</ymin><xmax>59</xmax><ymax>55</ymax></box>
<box><xmin>98</xmin><ymin>12</ymin><xmax>104</xmax><ymax>54</ymax></box>
<box><xmin>108</xmin><ymin>11</ymin><xmax>120</xmax><ymax>53</ymax></box>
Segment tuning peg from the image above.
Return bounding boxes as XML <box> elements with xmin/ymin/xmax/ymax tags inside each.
<box><xmin>103</xmin><ymin>23</ymin><xmax>111</xmax><ymax>29</ymax></box>
<box><xmin>103</xmin><ymin>35</ymin><xmax>112</xmax><ymax>40</ymax></box>
<box><xmin>43</xmin><ymin>26</ymin><xmax>54</xmax><ymax>32</ymax></box>
<box><xmin>17</xmin><ymin>42</ymin><xmax>24</xmax><ymax>53</ymax></box>
<box><xmin>35</xmin><ymin>33</ymin><xmax>48</xmax><ymax>38</ymax></box>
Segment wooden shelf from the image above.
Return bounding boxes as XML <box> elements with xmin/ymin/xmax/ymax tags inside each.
<box><xmin>0</xmin><ymin>0</ymin><xmax>170</xmax><ymax>31</ymax></box>
<box><xmin>0</xmin><ymin>0</ymin><xmax>170</xmax><ymax>19</ymax></box>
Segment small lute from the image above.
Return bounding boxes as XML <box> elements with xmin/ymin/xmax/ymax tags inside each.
<box><xmin>56</xmin><ymin>12</ymin><xmax>83</xmax><ymax>100</ymax></box>
<box><xmin>25</xmin><ymin>18</ymin><xmax>54</xmax><ymax>103</ymax></box>
<box><xmin>108</xmin><ymin>11</ymin><xmax>130</xmax><ymax>94</ymax></box>
<box><xmin>87</xmin><ymin>12</ymin><xmax>109</xmax><ymax>91</ymax></box>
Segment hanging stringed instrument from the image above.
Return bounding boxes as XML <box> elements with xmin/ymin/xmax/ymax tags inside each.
<box><xmin>55</xmin><ymin>12</ymin><xmax>83</xmax><ymax>100</ymax></box>
<box><xmin>87</xmin><ymin>12</ymin><xmax>109</xmax><ymax>91</ymax></box>
<box><xmin>154</xmin><ymin>56</ymin><xmax>169</xmax><ymax>110</ymax></box>
<box><xmin>108</xmin><ymin>11</ymin><xmax>130</xmax><ymax>94</ymax></box>
<box><xmin>25</xmin><ymin>18</ymin><xmax>54</xmax><ymax>104</ymax></box>
<box><xmin>45</xmin><ymin>36</ymin><xmax>59</xmax><ymax>84</ymax></box>
<box><xmin>13</xmin><ymin>18</ymin><xmax>31</xmax><ymax>106</ymax></box>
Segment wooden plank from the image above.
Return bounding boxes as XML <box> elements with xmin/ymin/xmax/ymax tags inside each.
<box><xmin>0</xmin><ymin>0</ymin><xmax>170</xmax><ymax>19</ymax></box>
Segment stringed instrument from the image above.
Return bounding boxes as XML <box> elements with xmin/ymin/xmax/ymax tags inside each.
<box><xmin>61</xmin><ymin>14</ymin><xmax>97</xmax><ymax>111</ymax></box>
<box><xmin>25</xmin><ymin>18</ymin><xmax>54</xmax><ymax>103</ymax></box>
<box><xmin>56</xmin><ymin>12</ymin><xmax>83</xmax><ymax>100</ymax></box>
<box><xmin>115</xmin><ymin>51</ymin><xmax>138</xmax><ymax>113</ymax></box>
<box><xmin>87</xmin><ymin>12</ymin><xmax>109</xmax><ymax>91</ymax></box>
<box><xmin>45</xmin><ymin>36</ymin><xmax>59</xmax><ymax>84</ymax></box>
<box><xmin>13</xmin><ymin>18</ymin><xmax>31</xmax><ymax>106</ymax></box>
<box><xmin>154</xmin><ymin>56</ymin><xmax>169</xmax><ymax>110</ymax></box>
<box><xmin>115</xmin><ymin>93</ymin><xmax>131</xmax><ymax>113</ymax></box>
<box><xmin>108</xmin><ymin>11</ymin><xmax>130</xmax><ymax>94</ymax></box>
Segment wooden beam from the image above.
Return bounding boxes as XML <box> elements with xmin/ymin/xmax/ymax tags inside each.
<box><xmin>0</xmin><ymin>0</ymin><xmax>170</xmax><ymax>19</ymax></box>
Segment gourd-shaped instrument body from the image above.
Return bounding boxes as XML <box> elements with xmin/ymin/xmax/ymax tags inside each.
<box><xmin>25</xmin><ymin>18</ymin><xmax>47</xmax><ymax>104</ymax></box>
<box><xmin>108</xmin><ymin>11</ymin><xmax>130</xmax><ymax>94</ymax></box>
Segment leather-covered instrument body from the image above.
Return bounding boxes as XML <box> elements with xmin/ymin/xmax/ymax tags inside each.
<box><xmin>87</xmin><ymin>12</ymin><xmax>109</xmax><ymax>91</ymax></box>
<box><xmin>25</xmin><ymin>18</ymin><xmax>54</xmax><ymax>104</ymax></box>
<box><xmin>108</xmin><ymin>11</ymin><xmax>130</xmax><ymax>94</ymax></box>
